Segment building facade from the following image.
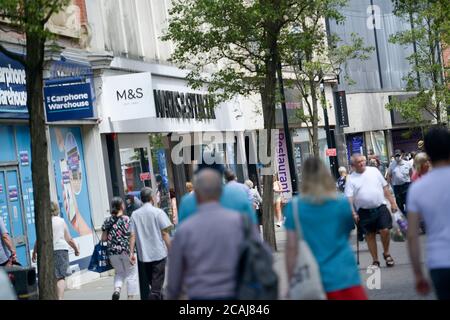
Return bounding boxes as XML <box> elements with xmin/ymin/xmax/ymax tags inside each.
<box><xmin>327</xmin><ymin>0</ymin><xmax>441</xmax><ymax>174</ymax></box>
<box><xmin>0</xmin><ymin>0</ymin><xmax>109</xmax><ymax>285</ymax></box>
<box><xmin>85</xmin><ymin>0</ymin><xmax>264</xmax><ymax>207</ymax></box>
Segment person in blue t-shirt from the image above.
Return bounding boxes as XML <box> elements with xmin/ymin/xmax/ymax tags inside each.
<box><xmin>178</xmin><ymin>164</ymin><xmax>257</xmax><ymax>225</ymax></box>
<box><xmin>284</xmin><ymin>157</ymin><xmax>366</xmax><ymax>300</ymax></box>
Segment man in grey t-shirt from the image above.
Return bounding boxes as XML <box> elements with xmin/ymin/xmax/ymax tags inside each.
<box><xmin>0</xmin><ymin>218</ymin><xmax>16</xmax><ymax>266</ymax></box>
<box><xmin>387</xmin><ymin>149</ymin><xmax>413</xmax><ymax>214</ymax></box>
<box><xmin>130</xmin><ymin>187</ymin><xmax>172</xmax><ymax>300</ymax></box>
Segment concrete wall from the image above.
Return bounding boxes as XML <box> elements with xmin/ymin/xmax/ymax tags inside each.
<box><xmin>86</xmin><ymin>0</ymin><xmax>173</xmax><ymax>61</ymax></box>
<box><xmin>343</xmin><ymin>91</ymin><xmax>406</xmax><ymax>134</ymax></box>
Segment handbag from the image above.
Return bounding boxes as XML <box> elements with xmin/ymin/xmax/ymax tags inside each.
<box><xmin>88</xmin><ymin>242</ymin><xmax>113</xmax><ymax>273</ymax></box>
<box><xmin>288</xmin><ymin>197</ymin><xmax>326</xmax><ymax>300</ymax></box>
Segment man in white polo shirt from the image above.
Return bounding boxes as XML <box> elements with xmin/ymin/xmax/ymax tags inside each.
<box><xmin>345</xmin><ymin>154</ymin><xmax>399</xmax><ymax>268</ymax></box>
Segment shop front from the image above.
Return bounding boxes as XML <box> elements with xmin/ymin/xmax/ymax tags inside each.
<box><xmin>98</xmin><ymin>66</ymin><xmax>262</xmax><ymax>207</ymax></box>
<box><xmin>1</xmin><ymin>51</ymin><xmax>104</xmax><ymax>271</ymax></box>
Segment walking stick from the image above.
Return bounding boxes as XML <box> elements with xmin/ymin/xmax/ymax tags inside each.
<box><xmin>356</xmin><ymin>224</ymin><xmax>360</xmax><ymax>266</ymax></box>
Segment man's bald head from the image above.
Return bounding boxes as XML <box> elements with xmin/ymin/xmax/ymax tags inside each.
<box><xmin>194</xmin><ymin>168</ymin><xmax>223</xmax><ymax>204</ymax></box>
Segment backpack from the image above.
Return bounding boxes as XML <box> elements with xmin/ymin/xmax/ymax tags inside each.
<box><xmin>235</xmin><ymin>216</ymin><xmax>278</xmax><ymax>300</ymax></box>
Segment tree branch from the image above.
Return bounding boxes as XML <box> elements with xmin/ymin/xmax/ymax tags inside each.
<box><xmin>42</xmin><ymin>0</ymin><xmax>62</xmax><ymax>24</ymax></box>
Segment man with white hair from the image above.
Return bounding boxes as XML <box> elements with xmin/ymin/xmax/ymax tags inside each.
<box><xmin>345</xmin><ymin>154</ymin><xmax>399</xmax><ymax>268</ymax></box>
<box><xmin>167</xmin><ymin>169</ymin><xmax>245</xmax><ymax>300</ymax></box>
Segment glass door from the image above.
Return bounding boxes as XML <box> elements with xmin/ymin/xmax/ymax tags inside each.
<box><xmin>0</xmin><ymin>167</ymin><xmax>29</xmax><ymax>266</ymax></box>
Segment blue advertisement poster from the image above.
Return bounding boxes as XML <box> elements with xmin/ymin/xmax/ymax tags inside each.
<box><xmin>157</xmin><ymin>149</ymin><xmax>169</xmax><ymax>190</ymax></box>
<box><xmin>50</xmin><ymin>127</ymin><xmax>93</xmax><ymax>238</ymax></box>
<box><xmin>346</xmin><ymin>134</ymin><xmax>364</xmax><ymax>162</ymax></box>
<box><xmin>0</xmin><ymin>52</ymin><xmax>27</xmax><ymax>118</ymax></box>
<box><xmin>15</xmin><ymin>126</ymin><xmax>36</xmax><ymax>250</ymax></box>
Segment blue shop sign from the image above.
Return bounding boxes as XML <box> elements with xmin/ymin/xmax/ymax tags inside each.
<box><xmin>0</xmin><ymin>52</ymin><xmax>27</xmax><ymax>118</ymax></box>
<box><xmin>44</xmin><ymin>78</ymin><xmax>94</xmax><ymax>122</ymax></box>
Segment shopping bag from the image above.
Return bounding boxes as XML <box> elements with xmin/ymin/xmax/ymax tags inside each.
<box><xmin>390</xmin><ymin>227</ymin><xmax>405</xmax><ymax>242</ymax></box>
<box><xmin>393</xmin><ymin>211</ymin><xmax>408</xmax><ymax>236</ymax></box>
<box><xmin>288</xmin><ymin>197</ymin><xmax>326</xmax><ymax>300</ymax></box>
<box><xmin>88</xmin><ymin>242</ymin><xmax>112</xmax><ymax>273</ymax></box>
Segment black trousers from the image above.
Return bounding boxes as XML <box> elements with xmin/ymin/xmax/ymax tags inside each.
<box><xmin>393</xmin><ymin>182</ymin><xmax>410</xmax><ymax>214</ymax></box>
<box><xmin>430</xmin><ymin>268</ymin><xmax>450</xmax><ymax>300</ymax></box>
<box><xmin>137</xmin><ymin>258</ymin><xmax>167</xmax><ymax>300</ymax></box>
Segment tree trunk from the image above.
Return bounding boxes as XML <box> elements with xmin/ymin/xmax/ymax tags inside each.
<box><xmin>310</xmin><ymin>78</ymin><xmax>320</xmax><ymax>157</ymax></box>
<box><xmin>260</xmin><ymin>28</ymin><xmax>279</xmax><ymax>251</ymax></box>
<box><xmin>26</xmin><ymin>35</ymin><xmax>57</xmax><ymax>300</ymax></box>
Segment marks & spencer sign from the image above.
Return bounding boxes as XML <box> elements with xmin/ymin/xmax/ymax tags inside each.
<box><xmin>102</xmin><ymin>72</ymin><xmax>155</xmax><ymax>122</ymax></box>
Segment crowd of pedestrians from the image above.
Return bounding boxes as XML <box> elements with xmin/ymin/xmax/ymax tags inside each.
<box><xmin>4</xmin><ymin>128</ymin><xmax>448</xmax><ymax>301</ymax></box>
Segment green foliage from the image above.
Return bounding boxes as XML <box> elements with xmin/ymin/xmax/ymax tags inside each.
<box><xmin>282</xmin><ymin>1</ymin><xmax>373</xmax><ymax>142</ymax></box>
<box><xmin>388</xmin><ymin>0</ymin><xmax>450</xmax><ymax>125</ymax></box>
<box><xmin>163</xmin><ymin>0</ymin><xmax>337</xmax><ymax>104</ymax></box>
<box><xmin>163</xmin><ymin>0</ymin><xmax>372</xmax><ymax>138</ymax></box>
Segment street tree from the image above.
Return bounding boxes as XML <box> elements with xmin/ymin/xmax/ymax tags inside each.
<box><xmin>387</xmin><ymin>0</ymin><xmax>450</xmax><ymax>126</ymax></box>
<box><xmin>0</xmin><ymin>0</ymin><xmax>70</xmax><ymax>300</ymax></box>
<box><xmin>163</xmin><ymin>0</ymin><xmax>322</xmax><ymax>249</ymax></box>
<box><xmin>283</xmin><ymin>0</ymin><xmax>373</xmax><ymax>156</ymax></box>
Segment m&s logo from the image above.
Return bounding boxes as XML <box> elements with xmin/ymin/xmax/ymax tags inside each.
<box><xmin>116</xmin><ymin>88</ymin><xmax>144</xmax><ymax>101</ymax></box>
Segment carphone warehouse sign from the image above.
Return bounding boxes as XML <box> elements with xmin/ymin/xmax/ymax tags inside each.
<box><xmin>44</xmin><ymin>80</ymin><xmax>93</xmax><ymax>122</ymax></box>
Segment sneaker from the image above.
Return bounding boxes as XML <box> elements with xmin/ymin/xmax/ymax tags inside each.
<box><xmin>276</xmin><ymin>222</ymin><xmax>282</xmax><ymax>228</ymax></box>
<box><xmin>112</xmin><ymin>291</ymin><xmax>120</xmax><ymax>300</ymax></box>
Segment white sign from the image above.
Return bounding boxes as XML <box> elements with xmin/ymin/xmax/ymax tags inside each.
<box><xmin>276</xmin><ymin>129</ymin><xmax>293</xmax><ymax>200</ymax></box>
<box><xmin>102</xmin><ymin>72</ymin><xmax>155</xmax><ymax>121</ymax></box>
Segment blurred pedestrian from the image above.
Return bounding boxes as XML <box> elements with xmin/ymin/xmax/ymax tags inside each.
<box><xmin>178</xmin><ymin>162</ymin><xmax>256</xmax><ymax>226</ymax></box>
<box><xmin>411</xmin><ymin>152</ymin><xmax>431</xmax><ymax>182</ymax></box>
<box><xmin>129</xmin><ymin>187</ymin><xmax>172</xmax><ymax>300</ymax></box>
<box><xmin>245</xmin><ymin>179</ymin><xmax>263</xmax><ymax>226</ymax></box>
<box><xmin>273</xmin><ymin>175</ymin><xmax>284</xmax><ymax>227</ymax></box>
<box><xmin>285</xmin><ymin>157</ymin><xmax>366</xmax><ymax>300</ymax></box>
<box><xmin>345</xmin><ymin>154</ymin><xmax>398</xmax><ymax>268</ymax></box>
<box><xmin>225</xmin><ymin>169</ymin><xmax>253</xmax><ymax>203</ymax></box>
<box><xmin>125</xmin><ymin>193</ymin><xmax>142</xmax><ymax>217</ymax></box>
<box><xmin>386</xmin><ymin>149</ymin><xmax>413</xmax><ymax>214</ymax></box>
<box><xmin>32</xmin><ymin>202</ymin><xmax>80</xmax><ymax>300</ymax></box>
<box><xmin>417</xmin><ymin>140</ymin><xmax>424</xmax><ymax>152</ymax></box>
<box><xmin>336</xmin><ymin>166</ymin><xmax>348</xmax><ymax>193</ymax></box>
<box><xmin>0</xmin><ymin>216</ymin><xmax>16</xmax><ymax>267</ymax></box>
<box><xmin>102</xmin><ymin>197</ymin><xmax>138</xmax><ymax>300</ymax></box>
<box><xmin>185</xmin><ymin>182</ymin><xmax>194</xmax><ymax>194</ymax></box>
<box><xmin>167</xmin><ymin>169</ymin><xmax>247</xmax><ymax>300</ymax></box>
<box><xmin>169</xmin><ymin>188</ymin><xmax>178</xmax><ymax>226</ymax></box>
<box><xmin>407</xmin><ymin>127</ymin><xmax>450</xmax><ymax>300</ymax></box>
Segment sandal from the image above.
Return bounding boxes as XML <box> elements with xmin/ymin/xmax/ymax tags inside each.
<box><xmin>383</xmin><ymin>253</ymin><xmax>395</xmax><ymax>267</ymax></box>
<box><xmin>371</xmin><ymin>261</ymin><xmax>380</xmax><ymax>268</ymax></box>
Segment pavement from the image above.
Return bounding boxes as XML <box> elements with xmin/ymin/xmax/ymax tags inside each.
<box><xmin>65</xmin><ymin>226</ymin><xmax>435</xmax><ymax>300</ymax></box>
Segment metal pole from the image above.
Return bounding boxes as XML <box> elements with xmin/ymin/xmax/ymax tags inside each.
<box><xmin>277</xmin><ymin>61</ymin><xmax>298</xmax><ymax>195</ymax></box>
<box><xmin>321</xmin><ymin>80</ymin><xmax>339</xmax><ymax>178</ymax></box>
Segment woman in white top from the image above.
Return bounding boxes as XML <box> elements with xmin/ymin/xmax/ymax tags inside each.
<box><xmin>273</xmin><ymin>175</ymin><xmax>284</xmax><ymax>227</ymax></box>
<box><xmin>32</xmin><ymin>202</ymin><xmax>80</xmax><ymax>300</ymax></box>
